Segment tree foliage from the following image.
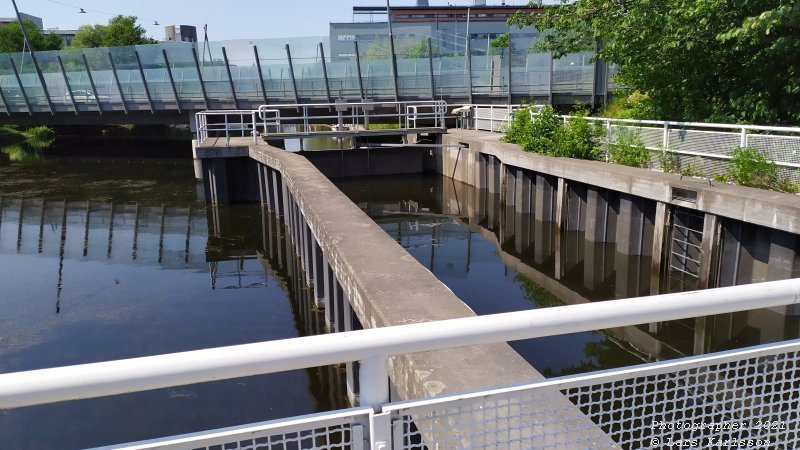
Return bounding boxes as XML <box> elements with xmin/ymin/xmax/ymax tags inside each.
<box><xmin>363</xmin><ymin>38</ymin><xmax>437</xmax><ymax>60</ymax></box>
<box><xmin>510</xmin><ymin>0</ymin><xmax>800</xmax><ymax>124</ymax></box>
<box><xmin>0</xmin><ymin>20</ymin><xmax>62</xmax><ymax>53</ymax></box>
<box><xmin>71</xmin><ymin>15</ymin><xmax>156</xmax><ymax>48</ymax></box>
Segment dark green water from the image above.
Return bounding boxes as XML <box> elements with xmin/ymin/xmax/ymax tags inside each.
<box><xmin>0</xmin><ymin>155</ymin><xmax>344</xmax><ymax>449</ymax></box>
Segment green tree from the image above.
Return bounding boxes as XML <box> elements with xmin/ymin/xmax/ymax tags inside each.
<box><xmin>70</xmin><ymin>15</ymin><xmax>156</xmax><ymax>48</ymax></box>
<box><xmin>0</xmin><ymin>19</ymin><xmax>62</xmax><ymax>53</ymax></box>
<box><xmin>509</xmin><ymin>0</ymin><xmax>800</xmax><ymax>125</ymax></box>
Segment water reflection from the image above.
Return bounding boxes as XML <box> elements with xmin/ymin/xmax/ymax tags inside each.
<box><xmin>0</xmin><ymin>157</ymin><xmax>345</xmax><ymax>449</ymax></box>
<box><xmin>334</xmin><ymin>174</ymin><xmax>800</xmax><ymax>372</ymax></box>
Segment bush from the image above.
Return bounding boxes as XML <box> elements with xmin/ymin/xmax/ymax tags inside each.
<box><xmin>607</xmin><ymin>130</ymin><xmax>649</xmax><ymax>168</ymax></box>
<box><xmin>502</xmin><ymin>105</ymin><xmax>533</xmax><ymax>145</ymax></box>
<box><xmin>550</xmin><ymin>108</ymin><xmax>603</xmax><ymax>160</ymax></box>
<box><xmin>718</xmin><ymin>146</ymin><xmax>798</xmax><ymax>193</ymax></box>
<box><xmin>524</xmin><ymin>105</ymin><xmax>564</xmax><ymax>154</ymax></box>
<box><xmin>24</xmin><ymin>125</ymin><xmax>55</xmax><ymax>141</ymax></box>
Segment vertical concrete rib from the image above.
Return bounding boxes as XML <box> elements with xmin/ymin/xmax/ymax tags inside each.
<box><xmin>697</xmin><ymin>213</ymin><xmax>719</xmax><ymax>289</ymax></box>
<box><xmin>650</xmin><ymin>201</ymin><xmax>668</xmax><ymax>295</ymax></box>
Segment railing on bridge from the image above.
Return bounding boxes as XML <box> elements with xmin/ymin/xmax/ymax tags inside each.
<box><xmin>470</xmin><ymin>105</ymin><xmax>800</xmax><ymax>183</ymax></box>
<box><xmin>1</xmin><ymin>279</ymin><xmax>798</xmax><ymax>449</ymax></box>
<box><xmin>0</xmin><ymin>33</ymin><xmax>610</xmax><ymax>118</ymax></box>
<box><xmin>196</xmin><ymin>100</ymin><xmax>447</xmax><ymax>145</ymax></box>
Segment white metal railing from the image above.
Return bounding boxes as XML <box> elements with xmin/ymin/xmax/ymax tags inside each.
<box><xmin>195</xmin><ymin>110</ymin><xmax>259</xmax><ymax>145</ymax></box>
<box><xmin>1</xmin><ymin>279</ymin><xmax>799</xmax><ymax>449</ymax></box>
<box><xmin>470</xmin><ymin>105</ymin><xmax>800</xmax><ymax>182</ymax></box>
<box><xmin>195</xmin><ymin>101</ymin><xmax>448</xmax><ymax>147</ymax></box>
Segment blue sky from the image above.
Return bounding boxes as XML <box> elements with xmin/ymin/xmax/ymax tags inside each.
<box><xmin>3</xmin><ymin>0</ymin><xmax>532</xmax><ymax>41</ymax></box>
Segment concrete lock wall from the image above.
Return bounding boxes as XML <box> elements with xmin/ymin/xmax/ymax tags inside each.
<box><xmin>196</xmin><ymin>142</ymin><xmax>615</xmax><ymax>446</ymax></box>
<box><xmin>440</xmin><ymin>130</ymin><xmax>800</xmax><ymax>314</ymax></box>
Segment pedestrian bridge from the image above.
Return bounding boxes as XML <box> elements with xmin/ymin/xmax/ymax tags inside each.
<box><xmin>0</xmin><ymin>35</ymin><xmax>611</xmax><ymax>126</ymax></box>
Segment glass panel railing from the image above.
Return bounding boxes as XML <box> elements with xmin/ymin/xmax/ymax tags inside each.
<box><xmin>254</xmin><ymin>39</ymin><xmax>295</xmax><ymax>102</ymax></box>
<box><xmin>199</xmin><ymin>41</ymin><xmax>235</xmax><ymax>104</ymax></box>
<box><xmin>58</xmin><ymin>48</ymin><xmax>95</xmax><ymax>111</ymax></box>
<box><xmin>33</xmin><ymin>50</ymin><xmax>71</xmax><ymax>112</ymax></box>
<box><xmin>325</xmin><ymin>40</ymin><xmax>362</xmax><ymax>100</ymax></box>
<box><xmin>0</xmin><ymin>57</ymin><xmax>28</xmax><ymax>113</ymax></box>
<box><xmin>163</xmin><ymin>42</ymin><xmax>204</xmax><ymax>104</ymax></box>
<box><xmin>357</xmin><ymin>34</ymin><xmax>393</xmax><ymax>99</ymax></box>
<box><xmin>510</xmin><ymin>32</ymin><xmax>546</xmax><ymax>97</ymax></box>
<box><xmin>395</xmin><ymin>34</ymin><xmax>432</xmax><ymax>100</ymax></box>
<box><xmin>136</xmin><ymin>44</ymin><xmax>175</xmax><ymax>104</ymax></box>
<box><xmin>82</xmin><ymin>47</ymin><xmax>125</xmax><ymax>111</ymax></box>
<box><xmin>553</xmin><ymin>50</ymin><xmax>594</xmax><ymax>94</ymax></box>
<box><xmin>108</xmin><ymin>46</ymin><xmax>149</xmax><ymax>108</ymax></box>
<box><xmin>221</xmin><ymin>40</ymin><xmax>262</xmax><ymax>102</ymax></box>
<box><xmin>10</xmin><ymin>52</ymin><xmax>49</xmax><ymax>112</ymax></box>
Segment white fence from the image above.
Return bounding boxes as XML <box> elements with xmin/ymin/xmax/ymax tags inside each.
<box><xmin>1</xmin><ymin>279</ymin><xmax>800</xmax><ymax>449</ymax></box>
<box><xmin>470</xmin><ymin>105</ymin><xmax>800</xmax><ymax>183</ymax></box>
<box><xmin>195</xmin><ymin>100</ymin><xmax>448</xmax><ymax>146</ymax></box>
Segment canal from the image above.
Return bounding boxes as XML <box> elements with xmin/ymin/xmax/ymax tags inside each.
<box><xmin>0</xmin><ymin>152</ymin><xmax>345</xmax><ymax>450</ymax></box>
<box><xmin>2</xmin><ymin>145</ymin><xmax>798</xmax><ymax>448</ymax></box>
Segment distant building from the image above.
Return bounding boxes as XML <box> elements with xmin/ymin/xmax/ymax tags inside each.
<box><xmin>329</xmin><ymin>3</ymin><xmax>540</xmax><ymax>60</ymax></box>
<box><xmin>165</xmin><ymin>25</ymin><xmax>198</xmax><ymax>43</ymax></box>
<box><xmin>0</xmin><ymin>13</ymin><xmax>44</xmax><ymax>30</ymax></box>
<box><xmin>44</xmin><ymin>29</ymin><xmax>77</xmax><ymax>47</ymax></box>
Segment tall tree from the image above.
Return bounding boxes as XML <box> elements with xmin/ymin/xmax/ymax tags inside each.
<box><xmin>509</xmin><ymin>0</ymin><xmax>800</xmax><ymax>124</ymax></box>
<box><xmin>70</xmin><ymin>15</ymin><xmax>156</xmax><ymax>49</ymax></box>
<box><xmin>0</xmin><ymin>19</ymin><xmax>62</xmax><ymax>53</ymax></box>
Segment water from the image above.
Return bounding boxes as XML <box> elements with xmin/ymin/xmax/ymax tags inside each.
<box><xmin>0</xmin><ymin>154</ymin><xmax>344</xmax><ymax>449</ymax></box>
<box><xmin>334</xmin><ymin>174</ymin><xmax>800</xmax><ymax>375</ymax></box>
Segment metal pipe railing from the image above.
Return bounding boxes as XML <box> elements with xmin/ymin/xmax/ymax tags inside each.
<box><xmin>0</xmin><ymin>278</ymin><xmax>798</xmax><ymax>411</ymax></box>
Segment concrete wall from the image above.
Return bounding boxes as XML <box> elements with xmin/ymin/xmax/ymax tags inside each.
<box><xmin>440</xmin><ymin>130</ymin><xmax>800</xmax><ymax>305</ymax></box>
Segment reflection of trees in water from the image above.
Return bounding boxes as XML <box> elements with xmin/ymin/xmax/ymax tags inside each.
<box><xmin>515</xmin><ymin>273</ymin><xmax>645</xmax><ymax>377</ymax></box>
<box><xmin>0</xmin><ymin>127</ymin><xmax>54</xmax><ymax>162</ymax></box>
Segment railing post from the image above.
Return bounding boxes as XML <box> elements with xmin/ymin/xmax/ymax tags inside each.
<box><xmin>740</xmin><ymin>127</ymin><xmax>747</xmax><ymax>148</ymax></box>
<box><xmin>81</xmin><ymin>53</ymin><xmax>103</xmax><ymax>115</ymax></box>
<box><xmin>427</xmin><ymin>37</ymin><xmax>435</xmax><ymax>101</ymax></box>
<box><xmin>224</xmin><ymin>114</ymin><xmax>229</xmax><ymax>145</ymax></box>
<box><xmin>107</xmin><ymin>52</ymin><xmax>128</xmax><ymax>114</ymax></box>
<box><xmin>662</xmin><ymin>122</ymin><xmax>670</xmax><ymax>161</ymax></box>
<box><xmin>286</xmin><ymin>44</ymin><xmax>300</xmax><ymax>105</ymax></box>
<box><xmin>605</xmin><ymin>119</ymin><xmax>612</xmax><ymax>162</ymax></box>
<box><xmin>466</xmin><ymin>36</ymin><xmax>473</xmax><ymax>105</ymax></box>
<box><xmin>506</xmin><ymin>44</ymin><xmax>512</xmax><ymax>105</ymax></box>
<box><xmin>134</xmin><ymin>50</ymin><xmax>155</xmax><ymax>114</ymax></box>
<box><xmin>359</xmin><ymin>354</ymin><xmax>389</xmax><ymax>411</ymax></box>
<box><xmin>57</xmin><ymin>55</ymin><xmax>78</xmax><ymax>115</ymax></box>
<box><xmin>192</xmin><ymin>47</ymin><xmax>210</xmax><ymax>110</ymax></box>
<box><xmin>490</xmin><ymin>105</ymin><xmax>494</xmax><ymax>132</ymax></box>
<box><xmin>162</xmin><ymin>49</ymin><xmax>181</xmax><ymax>114</ymax></box>
<box><xmin>222</xmin><ymin>47</ymin><xmax>240</xmax><ymax>110</ymax></box>
<box><xmin>252</xmin><ymin>111</ymin><xmax>257</xmax><ymax>144</ymax></box>
<box><xmin>9</xmin><ymin>58</ymin><xmax>33</xmax><ymax>116</ymax></box>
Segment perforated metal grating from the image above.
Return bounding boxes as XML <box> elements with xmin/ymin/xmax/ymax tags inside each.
<box><xmin>102</xmin><ymin>408</ymin><xmax>370</xmax><ymax>450</ymax></box>
<box><xmin>387</xmin><ymin>340</ymin><xmax>800</xmax><ymax>449</ymax></box>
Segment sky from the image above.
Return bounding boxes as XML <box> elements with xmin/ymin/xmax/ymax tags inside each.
<box><xmin>1</xmin><ymin>0</ymin><xmax>533</xmax><ymax>42</ymax></box>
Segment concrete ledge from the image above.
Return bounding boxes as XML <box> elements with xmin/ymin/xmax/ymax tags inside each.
<box><xmin>444</xmin><ymin>130</ymin><xmax>800</xmax><ymax>235</ymax></box>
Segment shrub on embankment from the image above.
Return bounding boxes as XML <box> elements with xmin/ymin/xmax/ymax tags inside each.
<box><xmin>502</xmin><ymin>105</ymin><xmax>604</xmax><ymax>160</ymax></box>
<box><xmin>501</xmin><ymin>107</ymin><xmax>798</xmax><ymax>194</ymax></box>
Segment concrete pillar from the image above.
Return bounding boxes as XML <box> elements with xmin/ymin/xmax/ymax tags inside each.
<box><xmin>271</xmin><ymin>170</ymin><xmax>283</xmax><ymax>217</ymax></box>
<box><xmin>322</xmin><ymin>255</ymin><xmax>333</xmax><ymax>329</ymax></box>
<box><xmin>650</xmin><ymin>201</ymin><xmax>668</xmax><ymax>296</ymax></box>
<box><xmin>766</xmin><ymin>231</ymin><xmax>799</xmax><ymax>315</ymax></box>
<box><xmin>209</xmin><ymin>159</ymin><xmax>230</xmax><ymax>204</ymax></box>
<box><xmin>697</xmin><ymin>213</ymin><xmax>719</xmax><ymax>289</ymax></box>
<box><xmin>584</xmin><ymin>186</ymin><xmax>608</xmax><ymax>243</ymax></box>
<box><xmin>501</xmin><ymin>166</ymin><xmax>516</xmax><ymax>244</ymax></box>
<box><xmin>615</xmin><ymin>193</ymin><xmax>646</xmax><ymax>256</ymax></box>
<box><xmin>554</xmin><ymin>177</ymin><xmax>566</xmax><ymax>278</ymax></box>
<box><xmin>191</xmin><ymin>139</ymin><xmax>203</xmax><ymax>180</ymax></box>
<box><xmin>534</xmin><ymin>174</ymin><xmax>555</xmax><ymax>265</ymax></box>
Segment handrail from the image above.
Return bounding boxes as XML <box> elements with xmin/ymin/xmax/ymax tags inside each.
<box><xmin>1</xmin><ymin>278</ymin><xmax>798</xmax><ymax>410</ymax></box>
